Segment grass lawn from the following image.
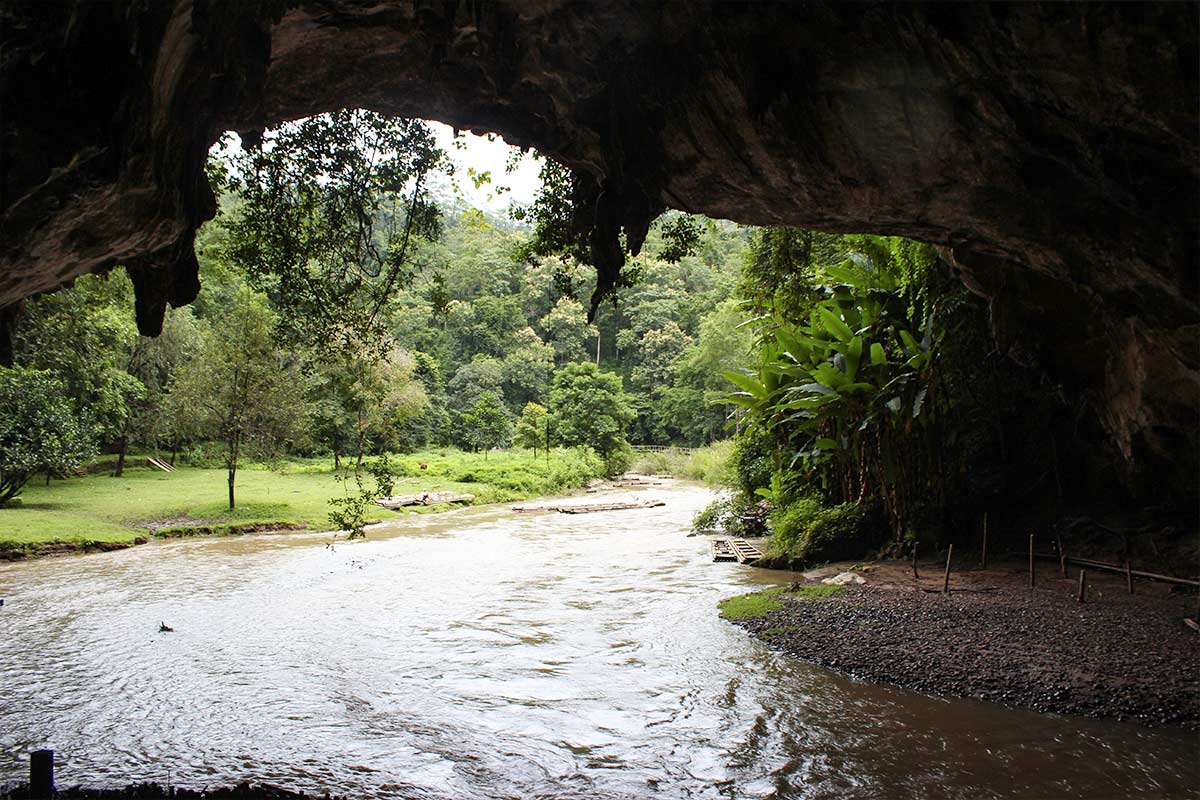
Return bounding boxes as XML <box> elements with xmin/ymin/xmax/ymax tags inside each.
<box><xmin>0</xmin><ymin>448</ymin><xmax>603</xmax><ymax>552</ymax></box>
<box><xmin>718</xmin><ymin>583</ymin><xmax>842</xmax><ymax>620</ymax></box>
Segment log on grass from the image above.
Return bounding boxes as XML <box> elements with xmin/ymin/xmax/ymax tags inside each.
<box><xmin>376</xmin><ymin>491</ymin><xmax>476</xmax><ymax>509</ymax></box>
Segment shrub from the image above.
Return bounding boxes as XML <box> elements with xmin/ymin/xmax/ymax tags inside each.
<box><xmin>769</xmin><ymin>499</ymin><xmax>885</xmax><ymax>564</ymax></box>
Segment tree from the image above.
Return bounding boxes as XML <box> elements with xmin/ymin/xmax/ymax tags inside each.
<box><xmin>501</xmin><ymin>328</ymin><xmax>554</xmax><ymax>408</ymax></box>
<box><xmin>166</xmin><ymin>287</ymin><xmax>309</xmax><ymax>509</ymax></box>
<box><xmin>514</xmin><ymin>402</ymin><xmax>550</xmax><ymax>455</ymax></box>
<box><xmin>223</xmin><ymin>110</ymin><xmax>449</xmax><ymax>355</ymax></box>
<box><xmin>0</xmin><ymin>367</ymin><xmax>95</xmax><ymax>505</ymax></box>
<box><xmin>539</xmin><ymin>297</ymin><xmax>596</xmax><ymax>365</ymax></box>
<box><xmin>461</xmin><ymin>390</ymin><xmax>511</xmax><ymax>455</ymax></box>
<box><xmin>549</xmin><ymin>362</ymin><xmax>634</xmax><ymax>471</ymax></box>
<box><xmin>13</xmin><ymin>272</ymin><xmax>147</xmax><ymax>473</ymax></box>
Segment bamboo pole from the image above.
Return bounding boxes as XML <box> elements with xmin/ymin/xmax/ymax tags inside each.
<box><xmin>912</xmin><ymin>544</ymin><xmax>919</xmax><ymax>580</ymax></box>
<box><xmin>943</xmin><ymin>544</ymin><xmax>953</xmax><ymax>594</ymax></box>
<box><xmin>1056</xmin><ymin>535</ymin><xmax>1067</xmax><ymax>578</ymax></box>
<box><xmin>1030</xmin><ymin>552</ymin><xmax>1200</xmax><ymax>588</ymax></box>
<box><xmin>981</xmin><ymin>512</ymin><xmax>988</xmax><ymax>569</ymax></box>
<box><xmin>1078</xmin><ymin>569</ymin><xmax>1087</xmax><ymax>603</ymax></box>
<box><xmin>1125</xmin><ymin>560</ymin><xmax>1134</xmax><ymax>594</ymax></box>
<box><xmin>1028</xmin><ymin>533</ymin><xmax>1035</xmax><ymax>590</ymax></box>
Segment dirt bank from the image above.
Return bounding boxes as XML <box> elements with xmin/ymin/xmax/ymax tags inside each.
<box><xmin>728</xmin><ymin>559</ymin><xmax>1200</xmax><ymax>729</ymax></box>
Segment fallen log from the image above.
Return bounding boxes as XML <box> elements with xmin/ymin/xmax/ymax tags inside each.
<box><xmin>511</xmin><ymin>500</ymin><xmax>665</xmax><ymax>514</ymax></box>
<box><xmin>375</xmin><ymin>491</ymin><xmax>475</xmax><ymax>509</ymax></box>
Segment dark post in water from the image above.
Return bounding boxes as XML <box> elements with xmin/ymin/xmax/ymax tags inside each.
<box><xmin>30</xmin><ymin>749</ymin><xmax>54</xmax><ymax>798</ymax></box>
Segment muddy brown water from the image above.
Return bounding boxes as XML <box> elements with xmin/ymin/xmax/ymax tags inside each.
<box><xmin>1</xmin><ymin>483</ymin><xmax>1197</xmax><ymax>799</ymax></box>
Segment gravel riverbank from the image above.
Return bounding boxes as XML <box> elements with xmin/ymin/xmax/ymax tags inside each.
<box><xmin>729</xmin><ymin>560</ymin><xmax>1200</xmax><ymax>729</ymax></box>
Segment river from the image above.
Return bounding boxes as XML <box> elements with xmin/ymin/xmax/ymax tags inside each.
<box><xmin>1</xmin><ymin>483</ymin><xmax>1196</xmax><ymax>799</ymax></box>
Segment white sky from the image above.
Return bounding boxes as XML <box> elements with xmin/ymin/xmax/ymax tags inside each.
<box><xmin>428</xmin><ymin>122</ymin><xmax>544</xmax><ymax>212</ymax></box>
<box><xmin>213</xmin><ymin>119</ymin><xmax>544</xmax><ymax>213</ymax></box>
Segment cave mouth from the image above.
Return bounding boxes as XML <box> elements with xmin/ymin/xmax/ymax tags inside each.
<box><xmin>0</xmin><ymin>1</ymin><xmax>1195</xmax><ymax>505</ymax></box>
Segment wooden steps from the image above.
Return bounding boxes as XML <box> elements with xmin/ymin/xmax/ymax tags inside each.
<box><xmin>512</xmin><ymin>500</ymin><xmax>666</xmax><ymax>514</ymax></box>
<box><xmin>711</xmin><ymin>537</ymin><xmax>764</xmax><ymax>564</ymax></box>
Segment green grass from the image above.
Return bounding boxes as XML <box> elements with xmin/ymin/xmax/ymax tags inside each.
<box><xmin>0</xmin><ymin>447</ymin><xmax>604</xmax><ymax>552</ymax></box>
<box><xmin>718</xmin><ymin>583</ymin><xmax>842</xmax><ymax>620</ymax></box>
<box><xmin>629</xmin><ymin>440</ymin><xmax>732</xmax><ymax>485</ymax></box>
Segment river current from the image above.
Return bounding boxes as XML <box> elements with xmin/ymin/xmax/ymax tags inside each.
<box><xmin>1</xmin><ymin>483</ymin><xmax>1196</xmax><ymax>799</ymax></box>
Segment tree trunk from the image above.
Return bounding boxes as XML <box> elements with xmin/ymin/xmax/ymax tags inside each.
<box><xmin>115</xmin><ymin>437</ymin><xmax>127</xmax><ymax>478</ymax></box>
<box><xmin>228</xmin><ymin>466</ymin><xmax>236</xmax><ymax>509</ymax></box>
<box><xmin>169</xmin><ymin>442</ymin><xmax>178</xmax><ymax>467</ymax></box>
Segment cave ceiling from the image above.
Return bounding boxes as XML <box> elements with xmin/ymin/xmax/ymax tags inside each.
<box><xmin>1</xmin><ymin>0</ymin><xmax>1196</xmax><ymax>482</ymax></box>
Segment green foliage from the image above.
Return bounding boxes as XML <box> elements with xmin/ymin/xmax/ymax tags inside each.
<box><xmin>461</xmin><ymin>390</ymin><xmax>511</xmax><ymax>454</ymax></box>
<box><xmin>0</xmin><ymin>367</ymin><xmax>96</xmax><ymax>505</ymax></box>
<box><xmin>13</xmin><ymin>272</ymin><xmax>145</xmax><ymax>447</ymax></box>
<box><xmin>166</xmin><ymin>287</ymin><xmax>310</xmax><ymax>508</ymax></box>
<box><xmin>768</xmin><ymin>501</ymin><xmax>884</xmax><ymax>564</ymax></box>
<box><xmin>628</xmin><ymin>440</ymin><xmax>732</xmax><ymax>483</ymax></box>
<box><xmin>514</xmin><ymin>402</ymin><xmax>550</xmax><ymax>454</ymax></box>
<box><xmin>327</xmin><ymin>455</ymin><xmax>398</xmax><ymax>540</ymax></box>
<box><xmin>224</xmin><ymin>109</ymin><xmax>449</xmax><ymax>355</ymax></box>
<box><xmin>725</xmin><ymin>234</ymin><xmax>943</xmax><ymax>542</ymax></box>
<box><xmin>548</xmin><ymin>362</ymin><xmax>635</xmax><ymax>470</ymax></box>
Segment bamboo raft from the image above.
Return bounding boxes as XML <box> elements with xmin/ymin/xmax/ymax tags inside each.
<box><xmin>511</xmin><ymin>500</ymin><xmax>666</xmax><ymax>514</ymax></box>
<box><xmin>376</xmin><ymin>491</ymin><xmax>476</xmax><ymax>509</ymax></box>
<box><xmin>711</xmin><ymin>537</ymin><xmax>764</xmax><ymax>564</ymax></box>
<box><xmin>710</xmin><ymin>538</ymin><xmax>737</xmax><ymax>562</ymax></box>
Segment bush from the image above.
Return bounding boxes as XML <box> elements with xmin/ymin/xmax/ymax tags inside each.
<box><xmin>600</xmin><ymin>440</ymin><xmax>633</xmax><ymax>477</ymax></box>
<box><xmin>629</xmin><ymin>440</ymin><xmax>733</xmax><ymax>484</ymax></box>
<box><xmin>730</xmin><ymin>427</ymin><xmax>773</xmax><ymax>497</ymax></box>
<box><xmin>769</xmin><ymin>499</ymin><xmax>885</xmax><ymax>564</ymax></box>
<box><xmin>691</xmin><ymin>493</ymin><xmax>769</xmax><ymax>537</ymax></box>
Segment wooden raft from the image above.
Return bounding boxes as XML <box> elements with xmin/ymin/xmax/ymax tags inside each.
<box><xmin>376</xmin><ymin>491</ymin><xmax>475</xmax><ymax>509</ymax></box>
<box><xmin>710</xmin><ymin>538</ymin><xmax>737</xmax><ymax>562</ymax></box>
<box><xmin>512</xmin><ymin>500</ymin><xmax>665</xmax><ymax>514</ymax></box>
<box><xmin>711</xmin><ymin>537</ymin><xmax>764</xmax><ymax>564</ymax></box>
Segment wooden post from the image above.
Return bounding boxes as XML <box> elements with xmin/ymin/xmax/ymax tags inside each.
<box><xmin>912</xmin><ymin>544</ymin><xmax>919</xmax><ymax>580</ymax></box>
<box><xmin>30</xmin><ymin>749</ymin><xmax>54</xmax><ymax>798</ymax></box>
<box><xmin>1077</xmin><ymin>569</ymin><xmax>1087</xmax><ymax>603</ymax></box>
<box><xmin>1056</xmin><ymin>535</ymin><xmax>1067</xmax><ymax>578</ymax></box>
<box><xmin>1028</xmin><ymin>533</ymin><xmax>1035</xmax><ymax>589</ymax></box>
<box><xmin>943</xmin><ymin>544</ymin><xmax>954</xmax><ymax>594</ymax></box>
<box><xmin>1125</xmin><ymin>560</ymin><xmax>1134</xmax><ymax>594</ymax></box>
<box><xmin>981</xmin><ymin>512</ymin><xmax>988</xmax><ymax>569</ymax></box>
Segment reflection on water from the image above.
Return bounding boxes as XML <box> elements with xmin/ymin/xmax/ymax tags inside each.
<box><xmin>1</xmin><ymin>484</ymin><xmax>1196</xmax><ymax>799</ymax></box>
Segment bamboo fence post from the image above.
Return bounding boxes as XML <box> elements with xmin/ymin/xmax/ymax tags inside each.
<box><xmin>981</xmin><ymin>512</ymin><xmax>988</xmax><ymax>569</ymax></box>
<box><xmin>1056</xmin><ymin>535</ymin><xmax>1067</xmax><ymax>578</ymax></box>
<box><xmin>1028</xmin><ymin>533</ymin><xmax>1035</xmax><ymax>590</ymax></box>
<box><xmin>1126</xmin><ymin>560</ymin><xmax>1134</xmax><ymax>594</ymax></box>
<box><xmin>1078</xmin><ymin>569</ymin><xmax>1087</xmax><ymax>603</ymax></box>
<box><xmin>943</xmin><ymin>544</ymin><xmax>954</xmax><ymax>594</ymax></box>
<box><xmin>30</xmin><ymin>749</ymin><xmax>54</xmax><ymax>798</ymax></box>
<box><xmin>912</xmin><ymin>544</ymin><xmax>919</xmax><ymax>580</ymax></box>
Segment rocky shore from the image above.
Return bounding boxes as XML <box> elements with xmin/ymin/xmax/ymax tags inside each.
<box><xmin>729</xmin><ymin>560</ymin><xmax>1200</xmax><ymax>729</ymax></box>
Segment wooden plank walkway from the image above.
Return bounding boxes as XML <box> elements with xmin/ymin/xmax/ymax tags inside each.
<box><xmin>512</xmin><ymin>500</ymin><xmax>665</xmax><ymax>514</ymax></box>
<box><xmin>711</xmin><ymin>537</ymin><xmax>764</xmax><ymax>564</ymax></box>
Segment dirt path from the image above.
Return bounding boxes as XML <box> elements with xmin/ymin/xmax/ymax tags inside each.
<box><xmin>731</xmin><ymin>559</ymin><xmax>1200</xmax><ymax>729</ymax></box>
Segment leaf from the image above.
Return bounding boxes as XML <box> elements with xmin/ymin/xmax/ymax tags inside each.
<box><xmin>885</xmin><ymin>397</ymin><xmax>902</xmax><ymax>413</ymax></box>
<box><xmin>912</xmin><ymin>386</ymin><xmax>928</xmax><ymax>417</ymax></box>
<box><xmin>818</xmin><ymin>305</ymin><xmax>854</xmax><ymax>343</ymax></box>
<box><xmin>722</xmin><ymin>371</ymin><xmax>768</xmax><ymax>399</ymax></box>
<box><xmin>815</xmin><ymin>437</ymin><xmax>839</xmax><ymax>450</ymax></box>
<box><xmin>899</xmin><ymin>329</ymin><xmax>920</xmax><ymax>356</ymax></box>
<box><xmin>870</xmin><ymin>342</ymin><xmax>886</xmax><ymax>366</ymax></box>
